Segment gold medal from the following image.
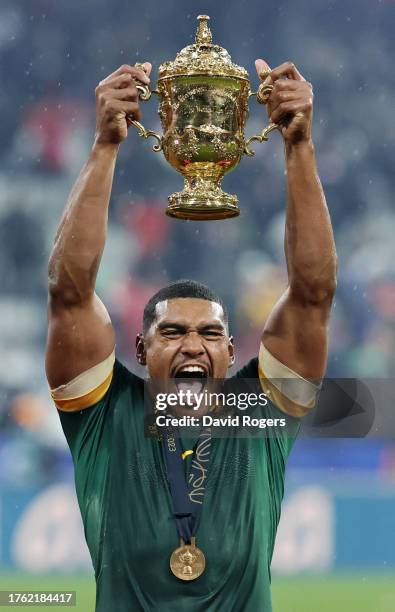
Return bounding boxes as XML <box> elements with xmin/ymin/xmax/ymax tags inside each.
<box><xmin>170</xmin><ymin>537</ymin><xmax>205</xmax><ymax>581</ymax></box>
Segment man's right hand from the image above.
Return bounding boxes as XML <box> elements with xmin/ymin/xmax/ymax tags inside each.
<box><xmin>94</xmin><ymin>63</ymin><xmax>152</xmax><ymax>145</ymax></box>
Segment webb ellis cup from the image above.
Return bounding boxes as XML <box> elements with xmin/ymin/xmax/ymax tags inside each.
<box><xmin>130</xmin><ymin>15</ymin><xmax>278</xmax><ymax>220</ymax></box>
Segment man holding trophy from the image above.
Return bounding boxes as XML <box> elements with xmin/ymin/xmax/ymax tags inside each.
<box><xmin>46</xmin><ymin>16</ymin><xmax>336</xmax><ymax>612</ymax></box>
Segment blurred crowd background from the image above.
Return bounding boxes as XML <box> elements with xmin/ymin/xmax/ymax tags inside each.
<box><xmin>0</xmin><ymin>0</ymin><xmax>395</xmax><ymax>588</ymax></box>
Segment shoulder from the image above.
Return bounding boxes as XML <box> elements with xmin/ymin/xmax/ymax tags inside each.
<box><xmin>57</xmin><ymin>358</ymin><xmax>144</xmax><ymax>457</ymax></box>
<box><xmin>53</xmin><ymin>353</ymin><xmax>143</xmax><ymax>415</ymax></box>
<box><xmin>113</xmin><ymin>358</ymin><xmax>144</xmax><ymax>391</ymax></box>
<box><xmin>99</xmin><ymin>358</ymin><xmax>144</xmax><ymax>412</ymax></box>
<box><xmin>233</xmin><ymin>357</ymin><xmax>259</xmax><ymax>380</ymax></box>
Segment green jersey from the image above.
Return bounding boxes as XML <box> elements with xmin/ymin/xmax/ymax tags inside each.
<box><xmin>59</xmin><ymin>357</ymin><xmax>300</xmax><ymax>611</ymax></box>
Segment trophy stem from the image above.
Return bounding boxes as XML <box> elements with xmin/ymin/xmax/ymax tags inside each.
<box><xmin>166</xmin><ymin>162</ymin><xmax>239</xmax><ymax>221</ymax></box>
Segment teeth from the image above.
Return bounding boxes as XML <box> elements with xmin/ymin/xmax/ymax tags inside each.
<box><xmin>179</xmin><ymin>366</ymin><xmax>205</xmax><ymax>374</ymax></box>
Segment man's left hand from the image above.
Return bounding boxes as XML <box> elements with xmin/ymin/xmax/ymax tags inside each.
<box><xmin>255</xmin><ymin>59</ymin><xmax>313</xmax><ymax>146</ymax></box>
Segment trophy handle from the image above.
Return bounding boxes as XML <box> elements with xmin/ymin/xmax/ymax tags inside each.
<box><xmin>127</xmin><ymin>65</ymin><xmax>163</xmax><ymax>152</ymax></box>
<box><xmin>243</xmin><ymin>86</ymin><xmax>280</xmax><ymax>157</ymax></box>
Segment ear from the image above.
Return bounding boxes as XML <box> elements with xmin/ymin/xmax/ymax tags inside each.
<box><xmin>136</xmin><ymin>333</ymin><xmax>147</xmax><ymax>366</ymax></box>
<box><xmin>228</xmin><ymin>336</ymin><xmax>235</xmax><ymax>368</ymax></box>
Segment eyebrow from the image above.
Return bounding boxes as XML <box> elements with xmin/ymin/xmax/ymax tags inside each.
<box><xmin>157</xmin><ymin>321</ymin><xmax>225</xmax><ymax>332</ymax></box>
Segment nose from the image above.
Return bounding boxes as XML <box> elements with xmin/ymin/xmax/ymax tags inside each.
<box><xmin>180</xmin><ymin>331</ymin><xmax>205</xmax><ymax>357</ymax></box>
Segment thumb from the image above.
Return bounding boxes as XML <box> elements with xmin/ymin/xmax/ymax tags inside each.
<box><xmin>142</xmin><ymin>62</ymin><xmax>152</xmax><ymax>77</ymax></box>
<box><xmin>255</xmin><ymin>58</ymin><xmax>271</xmax><ymax>81</ymax></box>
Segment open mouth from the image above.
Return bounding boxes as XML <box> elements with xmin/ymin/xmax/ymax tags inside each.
<box><xmin>174</xmin><ymin>365</ymin><xmax>208</xmax><ymax>398</ymax></box>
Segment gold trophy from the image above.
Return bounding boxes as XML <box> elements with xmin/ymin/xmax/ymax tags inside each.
<box><xmin>131</xmin><ymin>15</ymin><xmax>278</xmax><ymax>220</ymax></box>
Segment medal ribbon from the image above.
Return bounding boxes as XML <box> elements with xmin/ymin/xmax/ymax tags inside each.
<box><xmin>162</xmin><ymin>426</ymin><xmax>211</xmax><ymax>544</ymax></box>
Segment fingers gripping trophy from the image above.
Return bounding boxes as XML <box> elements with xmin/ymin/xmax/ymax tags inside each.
<box><xmin>97</xmin><ymin>15</ymin><xmax>312</xmax><ymax>220</ymax></box>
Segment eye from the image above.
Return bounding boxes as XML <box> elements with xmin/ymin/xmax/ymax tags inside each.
<box><xmin>202</xmin><ymin>330</ymin><xmax>223</xmax><ymax>339</ymax></box>
<box><xmin>162</xmin><ymin>328</ymin><xmax>183</xmax><ymax>338</ymax></box>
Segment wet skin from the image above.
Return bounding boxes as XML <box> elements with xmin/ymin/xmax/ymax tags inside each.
<box><xmin>136</xmin><ymin>297</ymin><xmax>234</xmax><ymax>379</ymax></box>
<box><xmin>136</xmin><ymin>298</ymin><xmax>235</xmax><ymax>417</ymax></box>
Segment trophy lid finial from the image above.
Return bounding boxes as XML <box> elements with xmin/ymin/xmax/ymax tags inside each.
<box><xmin>158</xmin><ymin>14</ymin><xmax>248</xmax><ymax>80</ymax></box>
<box><xmin>195</xmin><ymin>15</ymin><xmax>212</xmax><ymax>45</ymax></box>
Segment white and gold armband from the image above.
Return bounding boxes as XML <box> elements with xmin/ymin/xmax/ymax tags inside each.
<box><xmin>51</xmin><ymin>350</ymin><xmax>115</xmax><ymax>412</ymax></box>
<box><xmin>258</xmin><ymin>343</ymin><xmax>321</xmax><ymax>417</ymax></box>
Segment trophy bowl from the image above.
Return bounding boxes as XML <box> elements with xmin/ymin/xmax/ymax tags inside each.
<box><xmin>130</xmin><ymin>15</ymin><xmax>278</xmax><ymax>220</ymax></box>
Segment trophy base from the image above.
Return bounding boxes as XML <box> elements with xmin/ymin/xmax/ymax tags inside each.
<box><xmin>166</xmin><ymin>188</ymin><xmax>239</xmax><ymax>221</ymax></box>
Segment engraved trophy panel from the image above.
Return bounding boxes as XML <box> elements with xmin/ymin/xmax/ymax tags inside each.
<box><xmin>161</xmin><ymin>76</ymin><xmax>249</xmax><ymax>167</ymax></box>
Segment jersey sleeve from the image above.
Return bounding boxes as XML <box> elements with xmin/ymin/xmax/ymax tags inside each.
<box><xmin>50</xmin><ymin>349</ymin><xmax>115</xmax><ymax>412</ymax></box>
<box><xmin>56</xmin><ymin>358</ymin><xmax>126</xmax><ymax>462</ymax></box>
<box><xmin>258</xmin><ymin>342</ymin><xmax>321</xmax><ymax>417</ymax></box>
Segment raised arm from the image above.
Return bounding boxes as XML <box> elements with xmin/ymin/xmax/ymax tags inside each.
<box><xmin>255</xmin><ymin>60</ymin><xmax>337</xmax><ymax>402</ymax></box>
<box><xmin>46</xmin><ymin>63</ymin><xmax>151</xmax><ymax>390</ymax></box>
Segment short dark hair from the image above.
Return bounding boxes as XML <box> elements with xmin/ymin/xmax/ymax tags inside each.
<box><xmin>143</xmin><ymin>279</ymin><xmax>228</xmax><ymax>334</ymax></box>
